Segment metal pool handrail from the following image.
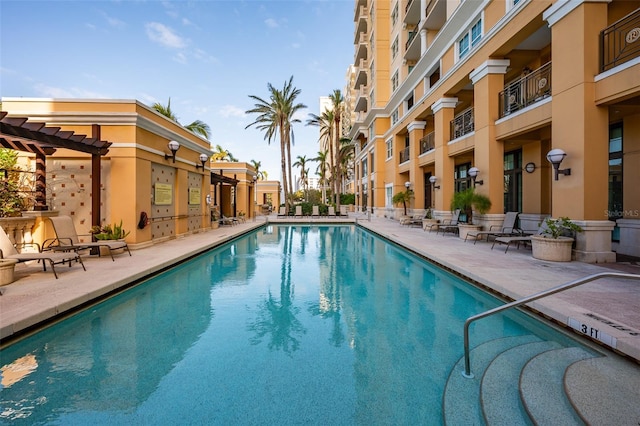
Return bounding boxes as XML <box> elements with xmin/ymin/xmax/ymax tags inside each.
<box><xmin>462</xmin><ymin>272</ymin><xmax>640</xmax><ymax>378</ymax></box>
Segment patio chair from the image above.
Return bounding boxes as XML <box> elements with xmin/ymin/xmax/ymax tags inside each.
<box><xmin>45</xmin><ymin>216</ymin><xmax>131</xmax><ymax>261</ymax></box>
<box><xmin>295</xmin><ymin>206</ymin><xmax>303</xmax><ymax>218</ymax></box>
<box><xmin>311</xmin><ymin>205</ymin><xmax>320</xmax><ymax>218</ymax></box>
<box><xmin>491</xmin><ymin>218</ymin><xmax>549</xmax><ymax>253</ymax></box>
<box><xmin>0</xmin><ymin>226</ymin><xmax>85</xmax><ymax>279</ymax></box>
<box><xmin>220</xmin><ymin>216</ymin><xmax>238</xmax><ymax>226</ymax></box>
<box><xmin>328</xmin><ymin>206</ymin><xmax>337</xmax><ymax>217</ymax></box>
<box><xmin>340</xmin><ymin>205</ymin><xmax>348</xmax><ymax>217</ymax></box>
<box><xmin>465</xmin><ymin>211</ymin><xmax>520</xmax><ymax>243</ymax></box>
<box><xmin>424</xmin><ymin>209</ymin><xmax>460</xmax><ymax>233</ymax></box>
<box><xmin>277</xmin><ymin>206</ymin><xmax>287</xmax><ymax>217</ymax></box>
<box><xmin>408</xmin><ymin>211</ymin><xmax>427</xmax><ymax>227</ymax></box>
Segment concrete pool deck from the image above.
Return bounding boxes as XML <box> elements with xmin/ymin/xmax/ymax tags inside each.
<box><xmin>2</xmin><ymin>214</ymin><xmax>639</xmax><ymax>360</ymax></box>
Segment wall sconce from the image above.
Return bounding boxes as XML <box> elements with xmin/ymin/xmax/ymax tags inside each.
<box><xmin>196</xmin><ymin>153</ymin><xmax>209</xmax><ymax>170</ymax></box>
<box><xmin>546</xmin><ymin>148</ymin><xmax>571</xmax><ymax>180</ymax></box>
<box><xmin>468</xmin><ymin>167</ymin><xmax>483</xmax><ymax>186</ymax></box>
<box><xmin>429</xmin><ymin>175</ymin><xmax>440</xmax><ymax>189</ymax></box>
<box><xmin>524</xmin><ymin>162</ymin><xmax>536</xmax><ymax>173</ymax></box>
<box><xmin>404</xmin><ymin>181</ymin><xmax>412</xmax><ymax>191</ymax></box>
<box><xmin>165</xmin><ymin>140</ymin><xmax>180</xmax><ymax>163</ymax></box>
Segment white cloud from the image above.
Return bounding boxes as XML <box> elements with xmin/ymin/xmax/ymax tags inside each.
<box><xmin>219</xmin><ymin>105</ymin><xmax>246</xmax><ymax>118</ymax></box>
<box><xmin>264</xmin><ymin>18</ymin><xmax>278</xmax><ymax>29</ymax></box>
<box><xmin>34</xmin><ymin>83</ymin><xmax>108</xmax><ymax>99</ymax></box>
<box><xmin>173</xmin><ymin>52</ymin><xmax>188</xmax><ymax>64</ymax></box>
<box><xmin>145</xmin><ymin>22</ymin><xmax>187</xmax><ymax>49</ymax></box>
<box><xmin>101</xmin><ymin>11</ymin><xmax>125</xmax><ymax>29</ymax></box>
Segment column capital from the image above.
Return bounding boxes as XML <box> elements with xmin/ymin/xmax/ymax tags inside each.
<box><xmin>407</xmin><ymin>121</ymin><xmax>427</xmax><ymax>132</ymax></box>
<box><xmin>543</xmin><ymin>0</ymin><xmax>611</xmax><ymax>27</ymax></box>
<box><xmin>431</xmin><ymin>97</ymin><xmax>458</xmax><ymax>114</ymax></box>
<box><xmin>469</xmin><ymin>59</ymin><xmax>511</xmax><ymax>84</ymax></box>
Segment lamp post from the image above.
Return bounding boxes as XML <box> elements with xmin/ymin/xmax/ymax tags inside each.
<box><xmin>253</xmin><ymin>175</ymin><xmax>258</xmax><ymax>221</ymax></box>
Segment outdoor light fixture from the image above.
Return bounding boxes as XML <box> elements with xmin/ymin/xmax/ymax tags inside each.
<box><xmin>546</xmin><ymin>148</ymin><xmax>571</xmax><ymax>180</ymax></box>
<box><xmin>524</xmin><ymin>162</ymin><xmax>536</xmax><ymax>173</ymax></box>
<box><xmin>429</xmin><ymin>175</ymin><xmax>440</xmax><ymax>189</ymax></box>
<box><xmin>404</xmin><ymin>181</ymin><xmax>412</xmax><ymax>190</ymax></box>
<box><xmin>196</xmin><ymin>153</ymin><xmax>209</xmax><ymax>170</ymax></box>
<box><xmin>165</xmin><ymin>140</ymin><xmax>180</xmax><ymax>163</ymax></box>
<box><xmin>468</xmin><ymin>167</ymin><xmax>483</xmax><ymax>186</ymax></box>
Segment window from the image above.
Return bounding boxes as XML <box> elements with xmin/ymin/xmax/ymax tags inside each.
<box><xmin>391</xmin><ymin>36</ymin><xmax>399</xmax><ymax>59</ymax></box>
<box><xmin>386</xmin><ymin>184</ymin><xmax>393</xmax><ymax>208</ymax></box>
<box><xmin>391</xmin><ymin>2</ymin><xmax>398</xmax><ymax>27</ymax></box>
<box><xmin>454</xmin><ymin>163</ymin><xmax>472</xmax><ymax>192</ymax></box>
<box><xmin>391</xmin><ymin>108</ymin><xmax>399</xmax><ymax>125</ymax></box>
<box><xmin>369</xmin><ymin>60</ymin><xmax>375</xmax><ymax>80</ymax></box>
<box><xmin>458</xmin><ymin>18</ymin><xmax>482</xmax><ymax>60</ymax></box>
<box><xmin>503</xmin><ymin>151</ymin><xmax>522</xmax><ymax>213</ymax></box>
<box><xmin>406</xmin><ymin>93</ymin><xmax>414</xmax><ymax>111</ymax></box>
<box><xmin>370</xmin><ymin>152</ymin><xmax>374</xmax><ymax>172</ymax></box>
<box><xmin>362</xmin><ymin>158</ymin><xmax>368</xmax><ymax>177</ymax></box>
<box><xmin>368</xmin><ymin>124</ymin><xmax>374</xmax><ymax>141</ymax></box>
<box><xmin>386</xmin><ymin>138</ymin><xmax>393</xmax><ymax>159</ymax></box>
<box><xmin>609</xmin><ymin>122</ymin><xmax>623</xmax><ymax>241</ymax></box>
<box><xmin>392</xmin><ymin>70</ymin><xmax>399</xmax><ymax>92</ymax></box>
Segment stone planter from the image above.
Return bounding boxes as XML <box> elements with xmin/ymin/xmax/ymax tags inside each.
<box><xmin>531</xmin><ymin>235</ymin><xmax>574</xmax><ymax>262</ymax></box>
<box><xmin>0</xmin><ymin>258</ymin><xmax>19</xmax><ymax>286</ymax></box>
<box><xmin>457</xmin><ymin>224</ymin><xmax>482</xmax><ymax>240</ymax></box>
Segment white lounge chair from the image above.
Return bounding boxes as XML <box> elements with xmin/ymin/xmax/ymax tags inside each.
<box><xmin>465</xmin><ymin>212</ymin><xmax>520</xmax><ymax>243</ymax></box>
<box><xmin>295</xmin><ymin>205</ymin><xmax>303</xmax><ymax>217</ymax></box>
<box><xmin>311</xmin><ymin>205</ymin><xmax>320</xmax><ymax>218</ymax></box>
<box><xmin>328</xmin><ymin>206</ymin><xmax>337</xmax><ymax>217</ymax></box>
<box><xmin>340</xmin><ymin>205</ymin><xmax>348</xmax><ymax>217</ymax></box>
<box><xmin>1</xmin><ymin>226</ymin><xmax>85</xmax><ymax>279</ymax></box>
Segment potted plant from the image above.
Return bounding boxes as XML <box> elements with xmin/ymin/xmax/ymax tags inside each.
<box><xmin>393</xmin><ymin>189</ymin><xmax>414</xmax><ymax>219</ymax></box>
<box><xmin>90</xmin><ymin>220</ymin><xmax>130</xmax><ymax>241</ymax></box>
<box><xmin>422</xmin><ymin>207</ymin><xmax>439</xmax><ymax>229</ymax></box>
<box><xmin>450</xmin><ymin>188</ymin><xmax>492</xmax><ymax>239</ymax></box>
<box><xmin>531</xmin><ymin>217</ymin><xmax>583</xmax><ymax>262</ymax></box>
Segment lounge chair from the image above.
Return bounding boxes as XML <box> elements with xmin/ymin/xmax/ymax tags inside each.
<box><xmin>220</xmin><ymin>216</ymin><xmax>237</xmax><ymax>226</ymax></box>
<box><xmin>295</xmin><ymin>206</ymin><xmax>303</xmax><ymax>218</ymax></box>
<box><xmin>464</xmin><ymin>211</ymin><xmax>520</xmax><ymax>243</ymax></box>
<box><xmin>45</xmin><ymin>216</ymin><xmax>131</xmax><ymax>261</ymax></box>
<box><xmin>311</xmin><ymin>205</ymin><xmax>320</xmax><ymax>218</ymax></box>
<box><xmin>491</xmin><ymin>219</ymin><xmax>549</xmax><ymax>253</ymax></box>
<box><xmin>328</xmin><ymin>206</ymin><xmax>337</xmax><ymax>217</ymax></box>
<box><xmin>277</xmin><ymin>206</ymin><xmax>287</xmax><ymax>217</ymax></box>
<box><xmin>425</xmin><ymin>209</ymin><xmax>460</xmax><ymax>233</ymax></box>
<box><xmin>0</xmin><ymin>226</ymin><xmax>85</xmax><ymax>279</ymax></box>
<box><xmin>408</xmin><ymin>212</ymin><xmax>427</xmax><ymax>227</ymax></box>
<box><xmin>340</xmin><ymin>205</ymin><xmax>348</xmax><ymax>217</ymax></box>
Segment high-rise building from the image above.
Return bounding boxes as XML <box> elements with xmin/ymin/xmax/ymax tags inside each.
<box><xmin>347</xmin><ymin>0</ymin><xmax>640</xmax><ymax>261</ymax></box>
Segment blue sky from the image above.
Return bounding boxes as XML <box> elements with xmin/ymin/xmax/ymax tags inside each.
<box><xmin>1</xmin><ymin>0</ymin><xmax>354</xmax><ymax>180</ymax></box>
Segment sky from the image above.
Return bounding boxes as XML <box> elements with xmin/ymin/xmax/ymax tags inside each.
<box><xmin>0</xmin><ymin>0</ymin><xmax>354</xmax><ymax>181</ymax></box>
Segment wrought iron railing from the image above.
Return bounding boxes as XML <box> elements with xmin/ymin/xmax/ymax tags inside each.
<box><xmin>420</xmin><ymin>131</ymin><xmax>435</xmax><ymax>154</ymax></box>
<box><xmin>450</xmin><ymin>108</ymin><xmax>474</xmax><ymax>140</ymax></box>
<box><xmin>601</xmin><ymin>8</ymin><xmax>640</xmax><ymax>72</ymax></box>
<box><xmin>399</xmin><ymin>146</ymin><xmax>410</xmax><ymax>164</ymax></box>
<box><xmin>406</xmin><ymin>30</ymin><xmax>417</xmax><ymax>51</ymax></box>
<box><xmin>499</xmin><ymin>62</ymin><xmax>552</xmax><ymax>118</ymax></box>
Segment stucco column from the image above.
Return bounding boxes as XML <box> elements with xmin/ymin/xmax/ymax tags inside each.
<box><xmin>431</xmin><ymin>98</ymin><xmax>457</xmax><ymax>213</ymax></box>
<box><xmin>544</xmin><ymin>0</ymin><xmax>615</xmax><ymax>262</ymax></box>
<box><xmin>175</xmin><ymin>168</ymin><xmax>189</xmax><ymax>235</ymax></box>
<box><xmin>470</xmin><ymin>59</ymin><xmax>510</xmax><ymax>214</ymax></box>
<box><xmin>408</xmin><ymin>121</ymin><xmax>427</xmax><ymax>210</ymax></box>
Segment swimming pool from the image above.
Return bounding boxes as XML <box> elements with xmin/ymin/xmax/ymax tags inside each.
<box><xmin>0</xmin><ymin>225</ymin><xmax>593</xmax><ymax>424</ymax></box>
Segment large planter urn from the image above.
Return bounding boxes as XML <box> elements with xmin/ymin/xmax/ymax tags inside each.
<box><xmin>457</xmin><ymin>224</ymin><xmax>482</xmax><ymax>240</ymax></box>
<box><xmin>0</xmin><ymin>258</ymin><xmax>19</xmax><ymax>286</ymax></box>
<box><xmin>531</xmin><ymin>235</ymin><xmax>574</xmax><ymax>262</ymax></box>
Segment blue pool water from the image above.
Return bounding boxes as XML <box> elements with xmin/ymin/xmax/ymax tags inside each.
<box><xmin>1</xmin><ymin>225</ymin><xmax>583</xmax><ymax>424</ymax></box>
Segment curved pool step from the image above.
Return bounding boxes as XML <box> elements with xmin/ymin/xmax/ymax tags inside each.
<box><xmin>519</xmin><ymin>346</ymin><xmax>596</xmax><ymax>425</ymax></box>
<box><xmin>480</xmin><ymin>340</ymin><xmax>562</xmax><ymax>425</ymax></box>
<box><xmin>443</xmin><ymin>334</ymin><xmax>541</xmax><ymax>426</ymax></box>
<box><xmin>565</xmin><ymin>355</ymin><xmax>640</xmax><ymax>424</ymax></box>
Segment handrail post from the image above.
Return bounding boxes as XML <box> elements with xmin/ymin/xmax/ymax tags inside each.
<box><xmin>462</xmin><ymin>272</ymin><xmax>640</xmax><ymax>379</ymax></box>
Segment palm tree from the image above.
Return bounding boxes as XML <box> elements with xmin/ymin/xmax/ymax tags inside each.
<box><xmin>152</xmin><ymin>98</ymin><xmax>211</xmax><ymax>139</ymax></box>
<box><xmin>250</xmin><ymin>159</ymin><xmax>267</xmax><ymax>181</ymax></box>
<box><xmin>246</xmin><ymin>76</ymin><xmax>306</xmax><ymax>212</ymax></box>
<box><xmin>328</xmin><ymin>90</ymin><xmax>344</xmax><ymax>210</ymax></box>
<box><xmin>293</xmin><ymin>155</ymin><xmax>310</xmax><ymax>201</ymax></box>
<box><xmin>314</xmin><ymin>150</ymin><xmax>329</xmax><ymax>203</ymax></box>
<box><xmin>306</xmin><ymin>110</ymin><xmax>334</xmax><ymax>203</ymax></box>
<box><xmin>336</xmin><ymin>138</ymin><xmax>355</xmax><ymax>196</ymax></box>
<box><xmin>211</xmin><ymin>144</ymin><xmax>236</xmax><ymax>162</ymax></box>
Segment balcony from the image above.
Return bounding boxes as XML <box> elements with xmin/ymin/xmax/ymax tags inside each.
<box><xmin>424</xmin><ymin>0</ymin><xmax>446</xmax><ymax>30</ymax></box>
<box><xmin>399</xmin><ymin>146</ymin><xmax>410</xmax><ymax>164</ymax></box>
<box><xmin>404</xmin><ymin>0</ymin><xmax>420</xmax><ymax>25</ymax></box>
<box><xmin>450</xmin><ymin>108</ymin><xmax>474</xmax><ymax>140</ymax></box>
<box><xmin>355</xmin><ymin>32</ymin><xmax>367</xmax><ymax>63</ymax></box>
<box><xmin>499</xmin><ymin>62</ymin><xmax>551</xmax><ymax>118</ymax></box>
<box><xmin>355</xmin><ymin>86</ymin><xmax>368</xmax><ymax>113</ymax></box>
<box><xmin>420</xmin><ymin>131</ymin><xmax>435</xmax><ymax>154</ymax></box>
<box><xmin>354</xmin><ymin>5</ymin><xmax>368</xmax><ymax>43</ymax></box>
<box><xmin>404</xmin><ymin>27</ymin><xmax>421</xmax><ymax>61</ymax></box>
<box><xmin>355</xmin><ymin>59</ymin><xmax>368</xmax><ymax>87</ymax></box>
<box><xmin>601</xmin><ymin>8</ymin><xmax>640</xmax><ymax>72</ymax></box>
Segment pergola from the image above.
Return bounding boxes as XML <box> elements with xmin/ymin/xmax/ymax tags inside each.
<box><xmin>210</xmin><ymin>170</ymin><xmax>238</xmax><ymax>218</ymax></box>
<box><xmin>0</xmin><ymin>111</ymin><xmax>112</xmax><ymax>227</ymax></box>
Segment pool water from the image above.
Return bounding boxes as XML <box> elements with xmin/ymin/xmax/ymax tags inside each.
<box><xmin>1</xmin><ymin>225</ymin><xmax>584</xmax><ymax>424</ymax></box>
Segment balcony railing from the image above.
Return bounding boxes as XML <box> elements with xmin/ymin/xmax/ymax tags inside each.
<box><xmin>399</xmin><ymin>146</ymin><xmax>410</xmax><ymax>164</ymax></box>
<box><xmin>450</xmin><ymin>108</ymin><xmax>474</xmax><ymax>140</ymax></box>
<box><xmin>420</xmin><ymin>131</ymin><xmax>435</xmax><ymax>154</ymax></box>
<box><xmin>601</xmin><ymin>8</ymin><xmax>640</xmax><ymax>72</ymax></box>
<box><xmin>406</xmin><ymin>30</ymin><xmax>417</xmax><ymax>51</ymax></box>
<box><xmin>499</xmin><ymin>62</ymin><xmax>552</xmax><ymax>118</ymax></box>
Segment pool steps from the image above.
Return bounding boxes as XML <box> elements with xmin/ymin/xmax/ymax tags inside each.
<box><xmin>443</xmin><ymin>335</ymin><xmax>600</xmax><ymax>425</ymax></box>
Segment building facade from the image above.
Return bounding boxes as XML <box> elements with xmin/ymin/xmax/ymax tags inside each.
<box><xmin>348</xmin><ymin>0</ymin><xmax>640</xmax><ymax>261</ymax></box>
